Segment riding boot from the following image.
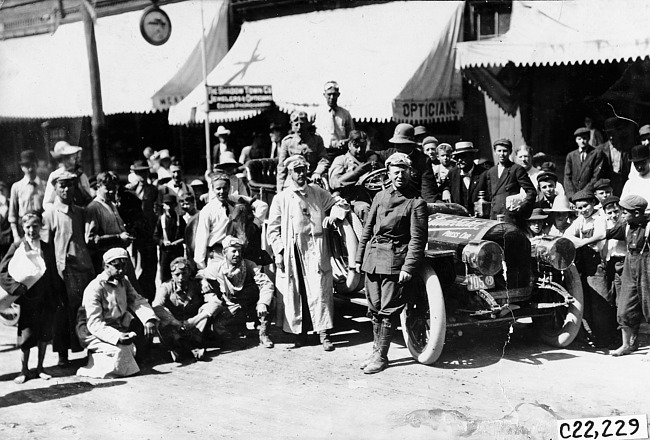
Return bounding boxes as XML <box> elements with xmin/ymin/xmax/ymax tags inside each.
<box><xmin>364</xmin><ymin>317</ymin><xmax>394</xmax><ymax>374</ymax></box>
<box><xmin>258</xmin><ymin>320</ymin><xmax>274</xmax><ymax>349</ymax></box>
<box><xmin>360</xmin><ymin>315</ymin><xmax>381</xmax><ymax>369</ymax></box>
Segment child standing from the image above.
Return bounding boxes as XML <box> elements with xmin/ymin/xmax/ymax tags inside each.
<box><xmin>154</xmin><ymin>194</ymin><xmax>186</xmax><ymax>282</ymax></box>
<box><xmin>0</xmin><ymin>212</ymin><xmax>63</xmax><ymax>383</ymax></box>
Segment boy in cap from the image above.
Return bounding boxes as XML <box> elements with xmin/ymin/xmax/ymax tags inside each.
<box><xmin>564</xmin><ymin>127</ymin><xmax>607</xmax><ymax>199</ymax></box>
<box><xmin>601</xmin><ymin>196</ymin><xmax>626</xmax><ymax>310</ymax></box>
<box><xmin>314</xmin><ymin>81</ymin><xmax>355</xmax><ymax>155</ymax></box>
<box><xmin>535</xmin><ymin>171</ymin><xmax>559</xmax><ymax>210</ymax></box>
<box><xmin>277</xmin><ymin>111</ymin><xmax>330</xmax><ymax>191</ymax></box>
<box><xmin>76</xmin><ymin>248</ymin><xmax>158</xmax><ymax>378</ymax></box>
<box><xmin>268</xmin><ymin>154</ymin><xmax>350</xmax><ymax>351</ymax></box>
<box><xmin>604</xmin><ymin>195</ymin><xmax>650</xmax><ymax>356</ymax></box>
<box><xmin>564</xmin><ymin>190</ymin><xmax>617</xmax><ymax>347</ymax></box>
<box><xmin>9</xmin><ymin>150</ymin><xmax>46</xmax><ymax>242</ymax></box>
<box><xmin>154</xmin><ymin>194</ymin><xmax>186</xmax><ymax>282</ymax></box>
<box><xmin>430</xmin><ymin>142</ymin><xmax>457</xmax><ymax>198</ymax></box>
<box><xmin>199</xmin><ymin>236</ymin><xmax>275</xmax><ymax>348</ymax></box>
<box><xmin>592</xmin><ymin>178</ymin><xmax>613</xmax><ymax>211</ymax></box>
<box><xmin>355</xmin><ymin>152</ymin><xmax>428</xmax><ymax>374</ymax></box>
<box><xmin>153</xmin><ymin>257</ymin><xmax>220</xmax><ymax>361</ymax></box>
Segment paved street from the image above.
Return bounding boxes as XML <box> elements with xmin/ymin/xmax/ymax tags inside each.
<box><xmin>1</xmin><ymin>298</ymin><xmax>650</xmax><ymax>440</ymax></box>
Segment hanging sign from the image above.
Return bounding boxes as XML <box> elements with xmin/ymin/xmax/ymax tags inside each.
<box><xmin>207</xmin><ymin>85</ymin><xmax>274</xmax><ymax>111</ymax></box>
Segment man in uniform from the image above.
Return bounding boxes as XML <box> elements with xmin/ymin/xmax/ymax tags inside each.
<box><xmin>355</xmin><ymin>153</ymin><xmax>428</xmax><ymax>374</ymax></box>
<box><xmin>314</xmin><ymin>81</ymin><xmax>355</xmax><ymax>159</ymax></box>
<box><xmin>268</xmin><ymin>155</ymin><xmax>349</xmax><ymax>351</ymax></box>
<box><xmin>276</xmin><ymin>111</ymin><xmax>330</xmax><ymax>191</ymax></box>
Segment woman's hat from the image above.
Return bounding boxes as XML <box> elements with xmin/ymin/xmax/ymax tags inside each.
<box><xmin>545</xmin><ymin>195</ymin><xmax>573</xmax><ymax>213</ymax></box>
<box><xmin>527</xmin><ymin>208</ymin><xmax>548</xmax><ymax>221</ymax></box>
<box><xmin>452</xmin><ymin>141</ymin><xmax>478</xmax><ymax>155</ymax></box>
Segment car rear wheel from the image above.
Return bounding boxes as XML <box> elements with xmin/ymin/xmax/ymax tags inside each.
<box><xmin>533</xmin><ymin>264</ymin><xmax>584</xmax><ymax>347</ymax></box>
<box><xmin>400</xmin><ymin>263</ymin><xmax>446</xmax><ymax>365</ymax></box>
<box><xmin>0</xmin><ymin>303</ymin><xmax>20</xmax><ymax>327</ymax></box>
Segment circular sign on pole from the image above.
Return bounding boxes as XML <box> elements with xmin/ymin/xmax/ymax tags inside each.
<box><xmin>140</xmin><ymin>5</ymin><xmax>172</xmax><ymax>46</ymax></box>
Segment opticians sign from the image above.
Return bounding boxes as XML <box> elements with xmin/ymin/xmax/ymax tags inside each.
<box><xmin>207</xmin><ymin>85</ymin><xmax>274</xmax><ymax>111</ymax></box>
<box><xmin>393</xmin><ymin>98</ymin><xmax>464</xmax><ymax>123</ymax></box>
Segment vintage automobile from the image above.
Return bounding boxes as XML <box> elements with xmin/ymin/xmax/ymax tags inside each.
<box><xmin>331</xmin><ymin>204</ymin><xmax>584</xmax><ymax>366</ymax></box>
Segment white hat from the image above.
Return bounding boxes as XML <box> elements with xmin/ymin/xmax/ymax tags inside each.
<box><xmin>215</xmin><ymin>125</ymin><xmax>231</xmax><ymax>137</ymax></box>
<box><xmin>103</xmin><ymin>248</ymin><xmax>129</xmax><ymax>264</ymax></box>
<box><xmin>284</xmin><ymin>155</ymin><xmax>309</xmax><ymax>170</ymax></box>
<box><xmin>51</xmin><ymin>141</ymin><xmax>82</xmax><ymax>158</ymax></box>
<box><xmin>158</xmin><ymin>149</ymin><xmax>171</xmax><ymax>160</ymax></box>
<box><xmin>216</xmin><ymin>151</ymin><xmax>241</xmax><ymax>169</ymax></box>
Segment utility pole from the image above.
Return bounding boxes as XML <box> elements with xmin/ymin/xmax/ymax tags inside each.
<box><xmin>80</xmin><ymin>0</ymin><xmax>105</xmax><ymax>174</ymax></box>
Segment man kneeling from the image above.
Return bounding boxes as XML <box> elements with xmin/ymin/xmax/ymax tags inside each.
<box><xmin>201</xmin><ymin>236</ymin><xmax>274</xmax><ymax>348</ymax></box>
<box><xmin>76</xmin><ymin>248</ymin><xmax>158</xmax><ymax>378</ymax></box>
<box><xmin>153</xmin><ymin>257</ymin><xmax>220</xmax><ymax>362</ymax></box>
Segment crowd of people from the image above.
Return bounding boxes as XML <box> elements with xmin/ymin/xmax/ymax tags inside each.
<box><xmin>2</xmin><ymin>79</ymin><xmax>650</xmax><ymax>384</ymax></box>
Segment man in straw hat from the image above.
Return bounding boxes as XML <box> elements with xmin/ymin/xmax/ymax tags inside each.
<box><xmin>76</xmin><ymin>248</ymin><xmax>158</xmax><ymax>378</ymax></box>
<box><xmin>9</xmin><ymin>150</ymin><xmax>46</xmax><ymax>242</ymax></box>
<box><xmin>354</xmin><ymin>152</ymin><xmax>428</xmax><ymax>374</ymax></box>
<box><xmin>268</xmin><ymin>155</ymin><xmax>349</xmax><ymax>351</ymax></box>
<box><xmin>213</xmin><ymin>125</ymin><xmax>233</xmax><ymax>166</ymax></box>
<box><xmin>441</xmin><ymin>141</ymin><xmax>487</xmax><ymax>212</ymax></box>
<box><xmin>43</xmin><ymin>141</ymin><xmax>94</xmax><ymax>209</ymax></box>
<box><xmin>277</xmin><ymin>110</ymin><xmax>329</xmax><ymax>191</ymax></box>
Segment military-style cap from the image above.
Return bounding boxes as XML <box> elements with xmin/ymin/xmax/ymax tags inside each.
<box><xmin>592</xmin><ymin>178</ymin><xmax>612</xmax><ymax>191</ymax></box>
<box><xmin>493</xmin><ymin>138</ymin><xmax>513</xmax><ymax>150</ymax></box>
<box><xmin>413</xmin><ymin>126</ymin><xmax>428</xmax><ymax>137</ymax></box>
<box><xmin>385</xmin><ymin>152</ymin><xmax>412</xmax><ymax>169</ymax></box>
<box><xmin>389</xmin><ymin>123</ymin><xmax>416</xmax><ymax>145</ymax></box>
<box><xmin>51</xmin><ymin>171</ymin><xmax>78</xmax><ymax>184</ymax></box>
<box><xmin>103</xmin><ymin>248</ymin><xmax>129</xmax><ymax>264</ymax></box>
<box><xmin>536</xmin><ymin>171</ymin><xmax>558</xmax><ymax>183</ymax></box>
<box><xmin>574</xmin><ymin>127</ymin><xmax>590</xmax><ymax>137</ymax></box>
<box><xmin>222</xmin><ymin>235</ymin><xmax>243</xmax><ymax>249</ymax></box>
<box><xmin>639</xmin><ymin>124</ymin><xmax>650</xmax><ymax>137</ymax></box>
<box><xmin>421</xmin><ymin>136</ymin><xmax>439</xmax><ymax>148</ymax></box>
<box><xmin>601</xmin><ymin>195</ymin><xmax>620</xmax><ymax>209</ymax></box>
<box><xmin>284</xmin><ymin>154</ymin><xmax>309</xmax><ymax>170</ymax></box>
<box><xmin>571</xmin><ymin>189</ymin><xmax>596</xmax><ymax>203</ymax></box>
<box><xmin>323</xmin><ymin>81</ymin><xmax>339</xmax><ymax>92</ymax></box>
<box><xmin>453</xmin><ymin>141</ymin><xmax>478</xmax><ymax>155</ymax></box>
<box><xmin>631</xmin><ymin>144</ymin><xmax>650</xmax><ymax>162</ymax></box>
<box><xmin>619</xmin><ymin>195</ymin><xmax>648</xmax><ymax>212</ymax></box>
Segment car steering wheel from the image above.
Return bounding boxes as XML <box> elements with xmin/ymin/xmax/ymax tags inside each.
<box><xmin>358</xmin><ymin>168</ymin><xmax>390</xmax><ymax>192</ymax></box>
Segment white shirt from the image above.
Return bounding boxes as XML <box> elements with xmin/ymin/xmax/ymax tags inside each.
<box><xmin>313</xmin><ymin>105</ymin><xmax>354</xmax><ymax>148</ymax></box>
<box><xmin>621</xmin><ymin>172</ymin><xmax>650</xmax><ymax>210</ymax></box>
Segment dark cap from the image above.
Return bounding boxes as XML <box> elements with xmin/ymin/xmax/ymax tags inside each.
<box><xmin>493</xmin><ymin>138</ymin><xmax>512</xmax><ymax>150</ymax></box>
<box><xmin>527</xmin><ymin>207</ymin><xmax>548</xmax><ymax>220</ymax></box>
<box><xmin>601</xmin><ymin>195</ymin><xmax>620</xmax><ymax>209</ymax></box>
<box><xmin>162</xmin><ymin>194</ymin><xmax>177</xmax><ymax>205</ymax></box>
<box><xmin>269</xmin><ymin>122</ymin><xmax>283</xmax><ymax>132</ymax></box>
<box><xmin>413</xmin><ymin>126</ymin><xmax>428</xmax><ymax>137</ymax></box>
<box><xmin>571</xmin><ymin>189</ymin><xmax>596</xmax><ymax>203</ymax></box>
<box><xmin>619</xmin><ymin>195</ymin><xmax>648</xmax><ymax>212</ymax></box>
<box><xmin>604</xmin><ymin>117</ymin><xmax>627</xmax><ymax>133</ymax></box>
<box><xmin>592</xmin><ymin>178</ymin><xmax>612</xmax><ymax>191</ymax></box>
<box><xmin>536</xmin><ymin>171</ymin><xmax>558</xmax><ymax>184</ymax></box>
<box><xmin>631</xmin><ymin>144</ymin><xmax>650</xmax><ymax>162</ymax></box>
<box><xmin>574</xmin><ymin>127</ymin><xmax>590</xmax><ymax>137</ymax></box>
<box><xmin>19</xmin><ymin>150</ymin><xmax>37</xmax><ymax>166</ymax></box>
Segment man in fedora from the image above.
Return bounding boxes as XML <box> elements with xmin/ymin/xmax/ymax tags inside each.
<box><xmin>213</xmin><ymin>125</ymin><xmax>233</xmax><ymax>166</ymax></box>
<box><xmin>565</xmin><ymin>127</ymin><xmax>608</xmax><ymax>200</ymax></box>
<box><xmin>276</xmin><ymin>110</ymin><xmax>329</xmax><ymax>191</ymax></box>
<box><xmin>484</xmin><ymin>138</ymin><xmax>536</xmax><ymax>226</ymax></box>
<box><xmin>442</xmin><ymin>141</ymin><xmax>487</xmax><ymax>214</ymax></box>
<box><xmin>43</xmin><ymin>141</ymin><xmax>94</xmax><ymax>209</ymax></box>
<box><xmin>9</xmin><ymin>150</ymin><xmax>46</xmax><ymax>242</ymax></box>
<box><xmin>381</xmin><ymin>123</ymin><xmax>430</xmax><ymax>195</ymax></box>
<box><xmin>622</xmin><ymin>144</ymin><xmax>650</xmax><ymax>206</ymax></box>
<box><xmin>596</xmin><ymin>117</ymin><xmax>632</xmax><ymax>196</ymax></box>
<box><xmin>314</xmin><ymin>81</ymin><xmax>355</xmax><ymax>158</ymax></box>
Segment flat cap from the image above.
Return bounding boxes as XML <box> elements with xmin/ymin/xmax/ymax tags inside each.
<box><xmin>222</xmin><ymin>235</ymin><xmax>243</xmax><ymax>249</ymax></box>
<box><xmin>52</xmin><ymin>171</ymin><xmax>78</xmax><ymax>184</ymax></box>
<box><xmin>571</xmin><ymin>189</ymin><xmax>596</xmax><ymax>203</ymax></box>
<box><xmin>639</xmin><ymin>124</ymin><xmax>650</xmax><ymax>137</ymax></box>
<box><xmin>284</xmin><ymin>154</ymin><xmax>309</xmax><ymax>170</ymax></box>
<box><xmin>421</xmin><ymin>136</ymin><xmax>439</xmax><ymax>148</ymax></box>
<box><xmin>601</xmin><ymin>195</ymin><xmax>620</xmax><ymax>209</ymax></box>
<box><xmin>413</xmin><ymin>126</ymin><xmax>428</xmax><ymax>137</ymax></box>
<box><xmin>103</xmin><ymin>248</ymin><xmax>129</xmax><ymax>264</ymax></box>
<box><xmin>493</xmin><ymin>138</ymin><xmax>512</xmax><ymax>150</ymax></box>
<box><xmin>619</xmin><ymin>195</ymin><xmax>648</xmax><ymax>212</ymax></box>
<box><xmin>385</xmin><ymin>152</ymin><xmax>412</xmax><ymax>168</ymax></box>
<box><xmin>592</xmin><ymin>178</ymin><xmax>612</xmax><ymax>191</ymax></box>
<box><xmin>574</xmin><ymin>127</ymin><xmax>590</xmax><ymax>137</ymax></box>
<box><xmin>536</xmin><ymin>171</ymin><xmax>558</xmax><ymax>183</ymax></box>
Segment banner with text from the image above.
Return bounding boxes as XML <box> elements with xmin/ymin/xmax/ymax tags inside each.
<box><xmin>207</xmin><ymin>85</ymin><xmax>273</xmax><ymax>111</ymax></box>
<box><xmin>393</xmin><ymin>99</ymin><xmax>463</xmax><ymax>123</ymax></box>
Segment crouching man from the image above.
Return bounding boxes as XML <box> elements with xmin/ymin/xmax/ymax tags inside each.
<box><xmin>201</xmin><ymin>236</ymin><xmax>275</xmax><ymax>348</ymax></box>
<box><xmin>76</xmin><ymin>248</ymin><xmax>158</xmax><ymax>378</ymax></box>
<box><xmin>152</xmin><ymin>257</ymin><xmax>220</xmax><ymax>362</ymax></box>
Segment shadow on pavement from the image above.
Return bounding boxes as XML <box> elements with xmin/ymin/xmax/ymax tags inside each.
<box><xmin>0</xmin><ymin>380</ymin><xmax>126</xmax><ymax>409</ymax></box>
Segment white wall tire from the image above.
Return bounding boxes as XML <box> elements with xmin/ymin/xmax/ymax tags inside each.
<box><xmin>533</xmin><ymin>264</ymin><xmax>584</xmax><ymax>347</ymax></box>
<box><xmin>400</xmin><ymin>263</ymin><xmax>446</xmax><ymax>365</ymax></box>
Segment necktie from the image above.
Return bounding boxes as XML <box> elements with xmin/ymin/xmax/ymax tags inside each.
<box><xmin>580</xmin><ymin>151</ymin><xmax>586</xmax><ymax>162</ymax></box>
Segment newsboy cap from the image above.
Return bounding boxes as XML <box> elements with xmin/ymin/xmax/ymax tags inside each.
<box><xmin>574</xmin><ymin>127</ymin><xmax>590</xmax><ymax>137</ymax></box>
<box><xmin>619</xmin><ymin>195</ymin><xmax>648</xmax><ymax>213</ymax></box>
<box><xmin>592</xmin><ymin>178</ymin><xmax>613</xmax><ymax>191</ymax></box>
<box><xmin>493</xmin><ymin>138</ymin><xmax>512</xmax><ymax>150</ymax></box>
<box><xmin>385</xmin><ymin>152</ymin><xmax>412</xmax><ymax>169</ymax></box>
<box><xmin>103</xmin><ymin>248</ymin><xmax>129</xmax><ymax>264</ymax></box>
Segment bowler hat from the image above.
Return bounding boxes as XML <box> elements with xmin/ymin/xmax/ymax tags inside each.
<box><xmin>389</xmin><ymin>123</ymin><xmax>416</xmax><ymax>145</ymax></box>
<box><xmin>453</xmin><ymin>141</ymin><xmax>478</xmax><ymax>155</ymax></box>
<box><xmin>545</xmin><ymin>195</ymin><xmax>573</xmax><ymax>213</ymax></box>
<box><xmin>604</xmin><ymin>117</ymin><xmax>627</xmax><ymax>133</ymax></box>
<box><xmin>592</xmin><ymin>178</ymin><xmax>612</xmax><ymax>191</ymax></box>
<box><xmin>536</xmin><ymin>171</ymin><xmax>558</xmax><ymax>184</ymax></box>
<box><xmin>527</xmin><ymin>208</ymin><xmax>548</xmax><ymax>221</ymax></box>
<box><xmin>639</xmin><ymin>124</ymin><xmax>650</xmax><ymax>137</ymax></box>
<box><xmin>620</xmin><ymin>195</ymin><xmax>648</xmax><ymax>212</ymax></box>
<box><xmin>51</xmin><ymin>141</ymin><xmax>82</xmax><ymax>158</ymax></box>
<box><xmin>631</xmin><ymin>144</ymin><xmax>650</xmax><ymax>162</ymax></box>
<box><xmin>601</xmin><ymin>195</ymin><xmax>620</xmax><ymax>209</ymax></box>
<box><xmin>19</xmin><ymin>150</ymin><xmax>37</xmax><ymax>166</ymax></box>
<box><xmin>574</xmin><ymin>127</ymin><xmax>590</xmax><ymax>137</ymax></box>
<box><xmin>493</xmin><ymin>138</ymin><xmax>512</xmax><ymax>150</ymax></box>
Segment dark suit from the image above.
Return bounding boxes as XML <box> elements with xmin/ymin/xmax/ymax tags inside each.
<box><xmin>484</xmin><ymin>160</ymin><xmax>536</xmax><ymax>226</ymax></box>
<box><xmin>447</xmin><ymin>165</ymin><xmax>487</xmax><ymax>215</ymax></box>
<box><xmin>596</xmin><ymin>141</ymin><xmax>630</xmax><ymax>197</ymax></box>
<box><xmin>563</xmin><ymin>145</ymin><xmax>607</xmax><ymax>198</ymax></box>
<box><xmin>421</xmin><ymin>158</ymin><xmax>441</xmax><ymax>202</ymax></box>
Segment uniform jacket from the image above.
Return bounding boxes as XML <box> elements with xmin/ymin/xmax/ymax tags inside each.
<box><xmin>484</xmin><ymin>160</ymin><xmax>536</xmax><ymax>221</ymax></box>
<box><xmin>447</xmin><ymin>165</ymin><xmax>488</xmax><ymax>214</ymax></box>
<box><xmin>276</xmin><ymin>132</ymin><xmax>329</xmax><ymax>191</ymax></box>
<box><xmin>563</xmin><ymin>145</ymin><xmax>607</xmax><ymax>198</ymax></box>
<box><xmin>356</xmin><ymin>186</ymin><xmax>428</xmax><ymax>275</ymax></box>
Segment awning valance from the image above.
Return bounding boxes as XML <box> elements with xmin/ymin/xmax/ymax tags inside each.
<box><xmin>168</xmin><ymin>1</ymin><xmax>464</xmax><ymax>125</ymax></box>
<box><xmin>456</xmin><ymin>0</ymin><xmax>650</xmax><ymax>70</ymax></box>
<box><xmin>0</xmin><ymin>1</ymin><xmax>224</xmax><ymax>119</ymax></box>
